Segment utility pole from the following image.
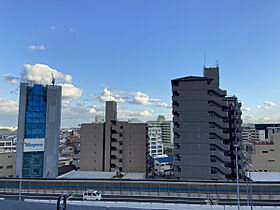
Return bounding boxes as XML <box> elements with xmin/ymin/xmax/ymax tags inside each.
<box><xmin>234</xmin><ymin>144</ymin><xmax>240</xmax><ymax>210</ymax></box>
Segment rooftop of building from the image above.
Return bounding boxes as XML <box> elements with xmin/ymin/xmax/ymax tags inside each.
<box><xmin>155</xmin><ymin>156</ymin><xmax>174</xmax><ymax>163</ymax></box>
<box><xmin>247</xmin><ymin>172</ymin><xmax>280</xmax><ymax>182</ymax></box>
<box><xmin>171</xmin><ymin>76</ymin><xmax>213</xmax><ymax>82</ymax></box>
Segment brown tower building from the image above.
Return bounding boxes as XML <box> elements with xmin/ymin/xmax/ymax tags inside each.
<box><xmin>80</xmin><ymin>101</ymin><xmax>147</xmax><ymax>173</ymax></box>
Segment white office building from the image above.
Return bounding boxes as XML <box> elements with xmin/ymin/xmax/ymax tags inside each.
<box><xmin>148</xmin><ymin>127</ymin><xmax>164</xmax><ymax>157</ymax></box>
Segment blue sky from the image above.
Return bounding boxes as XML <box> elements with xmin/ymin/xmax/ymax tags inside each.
<box><xmin>0</xmin><ymin>0</ymin><xmax>280</xmax><ymax>127</ymax></box>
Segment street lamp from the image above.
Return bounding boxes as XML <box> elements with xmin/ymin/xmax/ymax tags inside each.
<box><xmin>234</xmin><ymin>144</ymin><xmax>240</xmax><ymax>210</ymax></box>
<box><xmin>248</xmin><ymin>163</ymin><xmax>253</xmax><ymax>210</ymax></box>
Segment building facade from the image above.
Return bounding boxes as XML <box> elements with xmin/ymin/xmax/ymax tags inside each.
<box><xmin>146</xmin><ymin>115</ymin><xmax>173</xmax><ymax>149</ymax></box>
<box><xmin>80</xmin><ymin>101</ymin><xmax>147</xmax><ymax>173</ymax></box>
<box><xmin>242</xmin><ymin>124</ymin><xmax>265</xmax><ymax>143</ymax></box>
<box><xmin>0</xmin><ymin>153</ymin><xmax>16</xmax><ymax>178</ymax></box>
<box><xmin>250</xmin><ymin>128</ymin><xmax>280</xmax><ymax>172</ymax></box>
<box><xmin>154</xmin><ymin>155</ymin><xmax>174</xmax><ymax>176</ymax></box>
<box><xmin>148</xmin><ymin>127</ymin><xmax>164</xmax><ymax>157</ymax></box>
<box><xmin>172</xmin><ymin>66</ymin><xmax>244</xmax><ymax>180</ymax></box>
<box><xmin>0</xmin><ymin>139</ymin><xmax>16</xmax><ymax>153</ymax></box>
<box><xmin>16</xmin><ymin>83</ymin><xmax>62</xmax><ymax>178</ymax></box>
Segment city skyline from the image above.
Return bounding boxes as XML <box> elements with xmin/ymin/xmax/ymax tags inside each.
<box><xmin>1</xmin><ymin>1</ymin><xmax>280</xmax><ymax>127</ymax></box>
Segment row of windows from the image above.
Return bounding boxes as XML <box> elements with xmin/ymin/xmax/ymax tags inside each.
<box><xmin>0</xmin><ymin>165</ymin><xmax>13</xmax><ymax>169</ymax></box>
<box><xmin>0</xmin><ymin>142</ymin><xmax>12</xmax><ymax>146</ymax></box>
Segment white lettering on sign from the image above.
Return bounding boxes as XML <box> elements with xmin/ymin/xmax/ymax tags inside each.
<box><xmin>23</xmin><ymin>138</ymin><xmax>45</xmax><ymax>152</ymax></box>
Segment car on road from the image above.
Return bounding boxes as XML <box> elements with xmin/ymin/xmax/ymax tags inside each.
<box><xmin>82</xmin><ymin>190</ymin><xmax>102</xmax><ymax>201</ymax></box>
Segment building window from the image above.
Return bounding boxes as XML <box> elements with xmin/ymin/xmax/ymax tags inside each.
<box><xmin>0</xmin><ymin>166</ymin><xmax>3</xmax><ymax>169</ymax></box>
<box><xmin>209</xmin><ymin>123</ymin><xmax>215</xmax><ymax>128</ymax></box>
<box><xmin>262</xmin><ymin>150</ymin><xmax>268</xmax><ymax>153</ymax></box>
<box><xmin>6</xmin><ymin>165</ymin><xmax>13</xmax><ymax>169</ymax></box>
<box><xmin>0</xmin><ymin>143</ymin><xmax>4</xmax><ymax>146</ymax></box>
<box><xmin>6</xmin><ymin>142</ymin><xmax>11</xmax><ymax>146</ymax></box>
<box><xmin>268</xmin><ymin>160</ymin><xmax>275</xmax><ymax>162</ymax></box>
<box><xmin>270</xmin><ymin>149</ymin><xmax>274</xmax><ymax>151</ymax></box>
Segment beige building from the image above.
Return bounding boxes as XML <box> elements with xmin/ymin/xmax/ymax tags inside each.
<box><xmin>0</xmin><ymin>153</ymin><xmax>16</xmax><ymax>177</ymax></box>
<box><xmin>80</xmin><ymin>101</ymin><xmax>147</xmax><ymax>173</ymax></box>
<box><xmin>250</xmin><ymin>129</ymin><xmax>280</xmax><ymax>172</ymax></box>
<box><xmin>0</xmin><ymin>139</ymin><xmax>16</xmax><ymax>153</ymax></box>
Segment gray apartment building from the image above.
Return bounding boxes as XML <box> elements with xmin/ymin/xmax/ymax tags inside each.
<box><xmin>16</xmin><ymin>82</ymin><xmax>62</xmax><ymax>178</ymax></box>
<box><xmin>172</xmin><ymin>66</ymin><xmax>244</xmax><ymax>180</ymax></box>
<box><xmin>80</xmin><ymin>101</ymin><xmax>146</xmax><ymax>173</ymax></box>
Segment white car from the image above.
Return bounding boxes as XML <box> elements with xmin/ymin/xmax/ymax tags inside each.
<box><xmin>82</xmin><ymin>190</ymin><xmax>102</xmax><ymax>201</ymax></box>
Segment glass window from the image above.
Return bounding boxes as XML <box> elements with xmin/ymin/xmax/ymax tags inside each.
<box><xmin>6</xmin><ymin>165</ymin><xmax>13</xmax><ymax>169</ymax></box>
<box><xmin>0</xmin><ymin>143</ymin><xmax>4</xmax><ymax>146</ymax></box>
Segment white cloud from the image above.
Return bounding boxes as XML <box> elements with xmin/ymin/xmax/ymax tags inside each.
<box><xmin>129</xmin><ymin>91</ymin><xmax>161</xmax><ymax>105</ymax></box>
<box><xmin>264</xmin><ymin>106</ymin><xmax>272</xmax><ymax>110</ymax></box>
<box><xmin>140</xmin><ymin>109</ymin><xmax>153</xmax><ymax>118</ymax></box>
<box><xmin>28</xmin><ymin>45</ymin><xmax>45</xmax><ymax>51</ymax></box>
<box><xmin>130</xmin><ymin>91</ymin><xmax>152</xmax><ymax>105</ymax></box>
<box><xmin>2</xmin><ymin>74</ymin><xmax>19</xmax><ymax>85</ymax></box>
<box><xmin>247</xmin><ymin>114</ymin><xmax>257</xmax><ymax>122</ymax></box>
<box><xmin>49</xmin><ymin>26</ymin><xmax>56</xmax><ymax>30</ymax></box>
<box><xmin>0</xmin><ymin>97</ymin><xmax>18</xmax><ymax>113</ymax></box>
<box><xmin>242</xmin><ymin>107</ymin><xmax>251</xmax><ymax>112</ymax></box>
<box><xmin>59</xmin><ymin>83</ymin><xmax>83</xmax><ymax>102</ymax></box>
<box><xmin>157</xmin><ymin>102</ymin><xmax>171</xmax><ymax>108</ymax></box>
<box><xmin>263</xmin><ymin>117</ymin><xmax>270</xmax><ymax>121</ymax></box>
<box><xmin>256</xmin><ymin>105</ymin><xmax>262</xmax><ymax>109</ymax></box>
<box><xmin>64</xmin><ymin>74</ymin><xmax>72</xmax><ymax>83</ymax></box>
<box><xmin>22</xmin><ymin>64</ymin><xmax>73</xmax><ymax>84</ymax></box>
<box><xmin>264</xmin><ymin>101</ymin><xmax>276</xmax><ymax>107</ymax></box>
<box><xmin>93</xmin><ymin>88</ymin><xmax>126</xmax><ymax>103</ymax></box>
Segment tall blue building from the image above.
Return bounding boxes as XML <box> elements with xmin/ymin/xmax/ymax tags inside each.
<box><xmin>16</xmin><ymin>83</ymin><xmax>62</xmax><ymax>178</ymax></box>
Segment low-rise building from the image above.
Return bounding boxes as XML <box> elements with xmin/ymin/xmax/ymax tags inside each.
<box><xmin>0</xmin><ymin>139</ymin><xmax>16</xmax><ymax>153</ymax></box>
<box><xmin>0</xmin><ymin>153</ymin><xmax>16</xmax><ymax>177</ymax></box>
<box><xmin>250</xmin><ymin>128</ymin><xmax>280</xmax><ymax>172</ymax></box>
<box><xmin>154</xmin><ymin>155</ymin><xmax>174</xmax><ymax>176</ymax></box>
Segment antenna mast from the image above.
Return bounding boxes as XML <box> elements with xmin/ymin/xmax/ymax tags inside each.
<box><xmin>51</xmin><ymin>73</ymin><xmax>55</xmax><ymax>85</ymax></box>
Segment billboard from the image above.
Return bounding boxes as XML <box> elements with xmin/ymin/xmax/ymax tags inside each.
<box><xmin>23</xmin><ymin>138</ymin><xmax>45</xmax><ymax>152</ymax></box>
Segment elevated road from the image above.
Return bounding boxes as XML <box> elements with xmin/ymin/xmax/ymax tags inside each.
<box><xmin>0</xmin><ymin>178</ymin><xmax>280</xmax><ymax>206</ymax></box>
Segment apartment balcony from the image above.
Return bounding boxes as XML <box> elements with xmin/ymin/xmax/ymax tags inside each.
<box><xmin>209</xmin><ymin>88</ymin><xmax>227</xmax><ymax>97</ymax></box>
<box><xmin>209</xmin><ymin>128</ymin><xmax>229</xmax><ymax>140</ymax></box>
<box><xmin>210</xmin><ymin>151</ymin><xmax>231</xmax><ymax>162</ymax></box>
<box><xmin>210</xmin><ymin>139</ymin><xmax>230</xmax><ymax>151</ymax></box>
<box><xmin>111</xmin><ymin>158</ymin><xmax>122</xmax><ymax>168</ymax></box>
<box><xmin>210</xmin><ymin>162</ymin><xmax>231</xmax><ymax>175</ymax></box>
<box><xmin>208</xmin><ymin>107</ymin><xmax>228</xmax><ymax>118</ymax></box>
<box><xmin>111</xmin><ymin>141</ymin><xmax>123</xmax><ymax>148</ymax></box>
<box><xmin>111</xmin><ymin>150</ymin><xmax>122</xmax><ymax>158</ymax></box>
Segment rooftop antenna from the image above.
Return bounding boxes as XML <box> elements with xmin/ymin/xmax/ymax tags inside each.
<box><xmin>51</xmin><ymin>73</ymin><xmax>55</xmax><ymax>85</ymax></box>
